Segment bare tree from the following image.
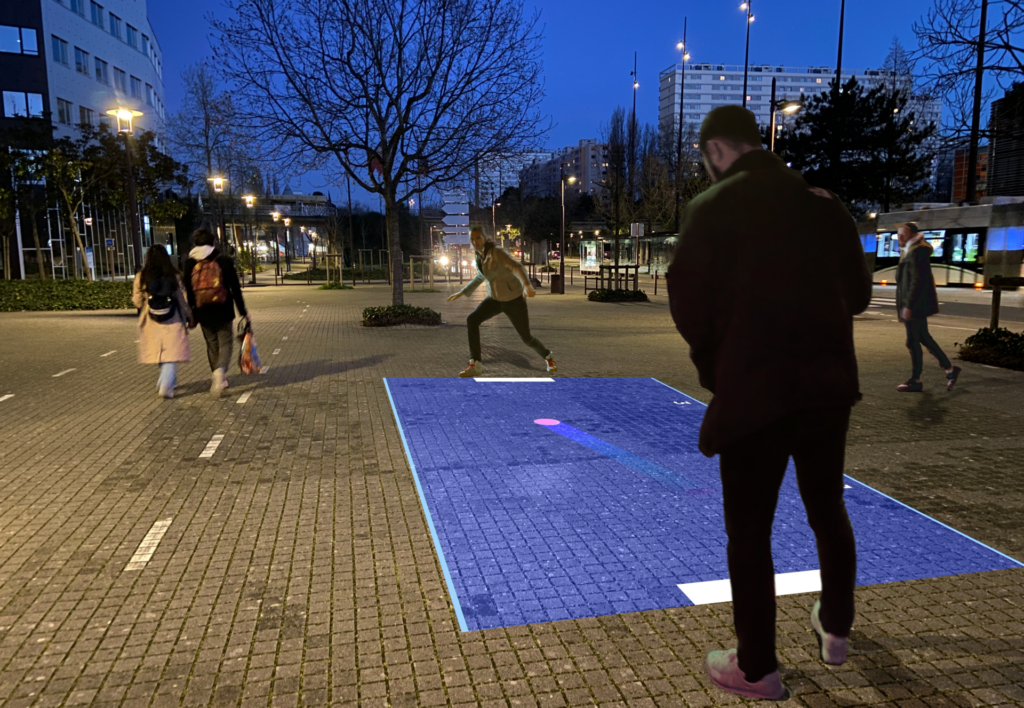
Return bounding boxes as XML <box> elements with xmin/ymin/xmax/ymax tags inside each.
<box><xmin>636</xmin><ymin>125</ymin><xmax>674</xmax><ymax>233</ymax></box>
<box><xmin>212</xmin><ymin>0</ymin><xmax>548</xmax><ymax>306</ymax></box>
<box><xmin>596</xmin><ymin>107</ymin><xmax>629</xmax><ymax>265</ymax></box>
<box><xmin>165</xmin><ymin>63</ymin><xmax>237</xmax><ymax>190</ymax></box>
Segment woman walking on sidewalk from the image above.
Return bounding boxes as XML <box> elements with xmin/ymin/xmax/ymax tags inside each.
<box><xmin>447</xmin><ymin>227</ymin><xmax>557</xmax><ymax>377</ymax></box>
<box><xmin>133</xmin><ymin>245</ymin><xmax>194</xmax><ymax>399</ymax></box>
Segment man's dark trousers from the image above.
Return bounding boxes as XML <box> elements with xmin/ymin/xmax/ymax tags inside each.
<box><xmin>717</xmin><ymin>405</ymin><xmax>857</xmax><ymax>681</ymax></box>
<box><xmin>467</xmin><ymin>296</ymin><xmax>549</xmax><ymax>361</ymax></box>
<box><xmin>904</xmin><ymin>318</ymin><xmax>951</xmax><ymax>379</ymax></box>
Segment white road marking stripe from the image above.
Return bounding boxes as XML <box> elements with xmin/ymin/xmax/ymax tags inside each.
<box><xmin>124</xmin><ymin>518</ymin><xmax>173</xmax><ymax>571</ymax></box>
<box><xmin>473</xmin><ymin>378</ymin><xmax>555</xmax><ymax>382</ymax></box>
<box><xmin>237</xmin><ymin>391</ymin><xmax>254</xmax><ymax>404</ymax></box>
<box><xmin>282</xmin><ymin>336</ymin><xmax>288</xmax><ymax>340</ymax></box>
<box><xmin>930</xmin><ymin>325</ymin><xmax>980</xmax><ymax>331</ymax></box>
<box><xmin>845</xmin><ymin>484</ymin><xmax>852</xmax><ymax>489</ymax></box>
<box><xmin>52</xmin><ymin>369</ymin><xmax>76</xmax><ymax>378</ymax></box>
<box><xmin>273</xmin><ymin>348</ymin><xmax>281</xmax><ymax>355</ymax></box>
<box><xmin>679</xmin><ymin>569</ymin><xmax>821</xmax><ymax>605</ymax></box>
<box><xmin>0</xmin><ymin>394</ymin><xmax>13</xmax><ymax>403</ymax></box>
<box><xmin>260</xmin><ymin>367</ymin><xmax>270</xmax><ymax>374</ymax></box>
<box><xmin>100</xmin><ymin>350</ymin><xmax>117</xmax><ymax>357</ymax></box>
<box><xmin>199</xmin><ymin>434</ymin><xmax>225</xmax><ymax>459</ymax></box>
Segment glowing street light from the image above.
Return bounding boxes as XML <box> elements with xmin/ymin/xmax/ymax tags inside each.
<box><xmin>106</xmin><ymin>107</ymin><xmax>144</xmax><ymax>272</ymax></box>
<box><xmin>271</xmin><ymin>211</ymin><xmax>280</xmax><ymax>222</ymax></box>
<box><xmin>208</xmin><ymin>176</ymin><xmax>226</xmax><ymax>193</ymax></box>
<box><xmin>740</xmin><ymin>1</ymin><xmax>755</xmax><ymax>108</ymax></box>
<box><xmin>769</xmin><ymin>77</ymin><xmax>805</xmax><ymax>153</ymax></box>
<box><xmin>105</xmin><ymin>107</ymin><xmax>143</xmax><ymax>134</ymax></box>
<box><xmin>244</xmin><ymin>194</ymin><xmax>255</xmax><ymax>208</ymax></box>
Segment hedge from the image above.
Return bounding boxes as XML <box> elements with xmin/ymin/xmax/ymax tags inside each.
<box><xmin>362</xmin><ymin>304</ymin><xmax>442</xmax><ymax>327</ymax></box>
<box><xmin>0</xmin><ymin>279</ymin><xmax>134</xmax><ymax>312</ymax></box>
<box><xmin>954</xmin><ymin>327</ymin><xmax>1024</xmax><ymax>372</ymax></box>
<box><xmin>318</xmin><ymin>282</ymin><xmax>353</xmax><ymax>290</ymax></box>
<box><xmin>587</xmin><ymin>288</ymin><xmax>649</xmax><ymax>303</ymax></box>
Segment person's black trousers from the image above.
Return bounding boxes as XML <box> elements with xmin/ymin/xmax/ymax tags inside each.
<box><xmin>903</xmin><ymin>317</ymin><xmax>951</xmax><ymax>379</ymax></box>
<box><xmin>467</xmin><ymin>296</ymin><xmax>550</xmax><ymax>362</ymax></box>
<box><xmin>200</xmin><ymin>321</ymin><xmax>234</xmax><ymax>372</ymax></box>
<box><xmin>717</xmin><ymin>405</ymin><xmax>857</xmax><ymax>682</ymax></box>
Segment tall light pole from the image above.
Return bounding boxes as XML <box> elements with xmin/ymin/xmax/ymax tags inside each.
<box><xmin>244</xmin><ymin>194</ymin><xmax>256</xmax><ymax>284</ymax></box>
<box><xmin>271</xmin><ymin>210</ymin><xmax>281</xmax><ymax>285</ymax></box>
<box><xmin>674</xmin><ymin>21</ymin><xmax>690</xmax><ymax>234</ymax></box>
<box><xmin>559</xmin><ymin>167</ymin><xmax>577</xmax><ymax>294</ymax></box>
<box><xmin>629</xmin><ymin>52</ymin><xmax>639</xmax><ymax>237</ymax></box>
<box><xmin>105</xmin><ymin>108</ymin><xmax>143</xmax><ymax>273</ymax></box>
<box><xmin>966</xmin><ymin>0</ymin><xmax>989</xmax><ymax>203</ymax></box>
<box><xmin>491</xmin><ymin>201</ymin><xmax>501</xmax><ymax>244</ymax></box>
<box><xmin>833</xmin><ymin>0</ymin><xmax>847</xmax><ymax>191</ymax></box>
<box><xmin>740</xmin><ymin>1</ymin><xmax>754</xmax><ymax>108</ymax></box>
<box><xmin>769</xmin><ymin>78</ymin><xmax>803</xmax><ymax>153</ymax></box>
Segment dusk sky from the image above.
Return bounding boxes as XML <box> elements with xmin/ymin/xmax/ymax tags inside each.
<box><xmin>148</xmin><ymin>0</ymin><xmax>939</xmax><ymax>197</ymax></box>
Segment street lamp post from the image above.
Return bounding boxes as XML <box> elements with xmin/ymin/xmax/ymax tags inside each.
<box><xmin>674</xmin><ymin>21</ymin><xmax>690</xmax><ymax>234</ymax></box>
<box><xmin>740</xmin><ymin>1</ymin><xmax>755</xmax><ymax>108</ymax></box>
<box><xmin>105</xmin><ymin>108</ymin><xmax>144</xmax><ymax>273</ymax></box>
<box><xmin>491</xmin><ymin>201</ymin><xmax>501</xmax><ymax>245</ymax></box>
<box><xmin>271</xmin><ymin>210</ymin><xmax>281</xmax><ymax>285</ymax></box>
<box><xmin>559</xmin><ymin>167</ymin><xmax>577</xmax><ymax>294</ymax></box>
<box><xmin>244</xmin><ymin>194</ymin><xmax>256</xmax><ymax>285</ymax></box>
<box><xmin>629</xmin><ymin>53</ymin><xmax>639</xmax><ymax>225</ymax></box>
<box><xmin>768</xmin><ymin>78</ymin><xmax>803</xmax><ymax>153</ymax></box>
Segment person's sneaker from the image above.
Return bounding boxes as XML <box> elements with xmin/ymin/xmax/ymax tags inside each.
<box><xmin>545</xmin><ymin>356</ymin><xmax>557</xmax><ymax>373</ymax></box>
<box><xmin>158</xmin><ymin>384</ymin><xmax>174</xmax><ymax>399</ymax></box>
<box><xmin>211</xmin><ymin>369</ymin><xmax>228</xmax><ymax>395</ymax></box>
<box><xmin>810</xmin><ymin>600</ymin><xmax>848</xmax><ymax>665</ymax></box>
<box><xmin>458</xmin><ymin>359</ymin><xmax>482</xmax><ymax>378</ymax></box>
<box><xmin>705</xmin><ymin>649</ymin><xmax>787</xmax><ymax>700</ymax></box>
<box><xmin>896</xmin><ymin>378</ymin><xmax>923</xmax><ymax>392</ymax></box>
<box><xmin>945</xmin><ymin>365</ymin><xmax>962</xmax><ymax>391</ymax></box>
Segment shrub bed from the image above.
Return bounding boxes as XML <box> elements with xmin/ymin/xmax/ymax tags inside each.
<box><xmin>362</xmin><ymin>304</ymin><xmax>442</xmax><ymax>327</ymax></box>
<box><xmin>954</xmin><ymin>327</ymin><xmax>1024</xmax><ymax>372</ymax></box>
<box><xmin>0</xmin><ymin>279</ymin><xmax>134</xmax><ymax>312</ymax></box>
<box><xmin>587</xmin><ymin>288</ymin><xmax>649</xmax><ymax>303</ymax></box>
<box><xmin>318</xmin><ymin>282</ymin><xmax>353</xmax><ymax>290</ymax></box>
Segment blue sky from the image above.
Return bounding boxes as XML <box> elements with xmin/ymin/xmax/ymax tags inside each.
<box><xmin>149</xmin><ymin>0</ymin><xmax>937</xmax><ymax>196</ymax></box>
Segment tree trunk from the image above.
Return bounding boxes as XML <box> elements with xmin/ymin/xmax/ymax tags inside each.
<box><xmin>385</xmin><ymin>196</ymin><xmax>403</xmax><ymax>306</ymax></box>
<box><xmin>28</xmin><ymin>208</ymin><xmax>47</xmax><ymax>280</ymax></box>
<box><xmin>65</xmin><ymin>206</ymin><xmax>93</xmax><ymax>282</ymax></box>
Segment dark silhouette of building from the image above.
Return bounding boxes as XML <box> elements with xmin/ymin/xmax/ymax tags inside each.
<box><xmin>952</xmin><ymin>144</ymin><xmax>988</xmax><ymax>203</ymax></box>
<box><xmin>988</xmin><ymin>83</ymin><xmax>1024</xmax><ymax>196</ymax></box>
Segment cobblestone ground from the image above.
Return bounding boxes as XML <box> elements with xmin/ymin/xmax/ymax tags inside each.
<box><xmin>0</xmin><ymin>279</ymin><xmax>1021</xmax><ymax>708</ymax></box>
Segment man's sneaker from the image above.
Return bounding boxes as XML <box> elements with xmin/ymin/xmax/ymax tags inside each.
<box><xmin>211</xmin><ymin>368</ymin><xmax>228</xmax><ymax>395</ymax></box>
<box><xmin>458</xmin><ymin>359</ymin><xmax>482</xmax><ymax>378</ymax></box>
<box><xmin>705</xmin><ymin>649</ymin><xmax>787</xmax><ymax>701</ymax></box>
<box><xmin>545</xmin><ymin>356</ymin><xmax>557</xmax><ymax>373</ymax></box>
<box><xmin>810</xmin><ymin>600</ymin><xmax>848</xmax><ymax>665</ymax></box>
<box><xmin>946</xmin><ymin>365</ymin><xmax>962</xmax><ymax>391</ymax></box>
<box><xmin>896</xmin><ymin>378</ymin><xmax>923</xmax><ymax>393</ymax></box>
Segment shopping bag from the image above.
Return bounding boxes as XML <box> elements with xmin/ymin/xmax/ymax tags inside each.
<box><xmin>237</xmin><ymin>321</ymin><xmax>263</xmax><ymax>375</ymax></box>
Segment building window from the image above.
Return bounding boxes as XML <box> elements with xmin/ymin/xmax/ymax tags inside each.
<box><xmin>74</xmin><ymin>47</ymin><xmax>89</xmax><ymax>74</ymax></box>
<box><xmin>78</xmin><ymin>105</ymin><xmax>94</xmax><ymax>126</ymax></box>
<box><xmin>114</xmin><ymin>66</ymin><xmax>126</xmax><ymax>92</ymax></box>
<box><xmin>51</xmin><ymin>35</ymin><xmax>69</xmax><ymax>65</ymax></box>
<box><xmin>70</xmin><ymin>0</ymin><xmax>85</xmax><ymax>16</ymax></box>
<box><xmin>94</xmin><ymin>57</ymin><xmax>109</xmax><ymax>84</ymax></box>
<box><xmin>142</xmin><ymin>34</ymin><xmax>149</xmax><ymax>56</ymax></box>
<box><xmin>109</xmin><ymin>13</ymin><xmax>121</xmax><ymax>40</ymax></box>
<box><xmin>3</xmin><ymin>91</ymin><xmax>44</xmax><ymax>118</ymax></box>
<box><xmin>130</xmin><ymin>75</ymin><xmax>142</xmax><ymax>98</ymax></box>
<box><xmin>0</xmin><ymin>26</ymin><xmax>39</xmax><ymax>56</ymax></box>
<box><xmin>57</xmin><ymin>97</ymin><xmax>73</xmax><ymax>124</ymax></box>
<box><xmin>145</xmin><ymin>83</ymin><xmax>154</xmax><ymax>106</ymax></box>
<box><xmin>125</xmin><ymin>24</ymin><xmax>138</xmax><ymax>49</ymax></box>
<box><xmin>90</xmin><ymin>2</ymin><xmax>103</xmax><ymax>27</ymax></box>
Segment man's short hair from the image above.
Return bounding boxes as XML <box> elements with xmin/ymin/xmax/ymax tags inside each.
<box><xmin>699</xmin><ymin>105</ymin><xmax>763</xmax><ymax>151</ymax></box>
<box><xmin>470</xmin><ymin>226</ymin><xmax>484</xmax><ymax>236</ymax></box>
<box><xmin>193</xmin><ymin>228</ymin><xmax>216</xmax><ymax>247</ymax></box>
<box><xmin>901</xmin><ymin>222</ymin><xmax>921</xmax><ymax>234</ymax></box>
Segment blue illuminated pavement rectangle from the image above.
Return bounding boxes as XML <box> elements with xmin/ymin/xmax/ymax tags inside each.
<box><xmin>384</xmin><ymin>377</ymin><xmax>1022</xmax><ymax>632</ymax></box>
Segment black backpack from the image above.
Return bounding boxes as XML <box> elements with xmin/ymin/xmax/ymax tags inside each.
<box><xmin>146</xmin><ymin>277</ymin><xmax>178</xmax><ymax>323</ymax></box>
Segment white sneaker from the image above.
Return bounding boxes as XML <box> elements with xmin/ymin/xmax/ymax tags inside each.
<box><xmin>705</xmin><ymin>649</ymin><xmax>787</xmax><ymax>700</ymax></box>
<box><xmin>158</xmin><ymin>385</ymin><xmax>174</xmax><ymax>399</ymax></box>
<box><xmin>811</xmin><ymin>599</ymin><xmax>848</xmax><ymax>665</ymax></box>
<box><xmin>544</xmin><ymin>355</ymin><xmax>557</xmax><ymax>373</ymax></box>
<box><xmin>458</xmin><ymin>359</ymin><xmax>482</xmax><ymax>378</ymax></box>
<box><xmin>211</xmin><ymin>369</ymin><xmax>227</xmax><ymax>395</ymax></box>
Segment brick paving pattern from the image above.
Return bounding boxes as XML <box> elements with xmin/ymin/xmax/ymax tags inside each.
<box><xmin>0</xmin><ymin>279</ymin><xmax>1021</xmax><ymax>707</ymax></box>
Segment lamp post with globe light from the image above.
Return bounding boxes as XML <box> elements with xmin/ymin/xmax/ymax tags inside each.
<box><xmin>105</xmin><ymin>108</ymin><xmax>144</xmax><ymax>273</ymax></box>
<box><xmin>740</xmin><ymin>1</ymin><xmax>754</xmax><ymax>108</ymax></box>
<box><xmin>244</xmin><ymin>194</ymin><xmax>256</xmax><ymax>284</ymax></box>
<box><xmin>271</xmin><ymin>210</ymin><xmax>281</xmax><ymax>284</ymax></box>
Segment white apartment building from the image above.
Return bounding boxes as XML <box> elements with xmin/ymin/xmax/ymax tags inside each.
<box><xmin>519</xmin><ymin>140</ymin><xmax>609</xmax><ymax>199</ymax></box>
<box><xmin>1</xmin><ymin>0</ymin><xmax>165</xmax><ymax>139</ymax></box>
<box><xmin>658</xmin><ymin>63</ymin><xmax>942</xmax><ymax>139</ymax></box>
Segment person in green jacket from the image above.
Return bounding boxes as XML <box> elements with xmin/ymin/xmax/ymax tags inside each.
<box><xmin>447</xmin><ymin>227</ymin><xmax>557</xmax><ymax>377</ymax></box>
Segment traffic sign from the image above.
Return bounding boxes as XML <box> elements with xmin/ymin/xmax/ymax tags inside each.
<box><xmin>105</xmin><ymin>238</ymin><xmax>114</xmax><ymax>248</ymax></box>
<box><xmin>443</xmin><ymin>214</ymin><xmax>469</xmax><ymax>227</ymax></box>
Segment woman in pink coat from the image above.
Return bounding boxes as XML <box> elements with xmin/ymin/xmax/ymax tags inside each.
<box><xmin>132</xmin><ymin>245</ymin><xmax>194</xmax><ymax>398</ymax></box>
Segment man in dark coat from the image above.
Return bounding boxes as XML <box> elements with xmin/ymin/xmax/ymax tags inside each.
<box><xmin>667</xmin><ymin>105</ymin><xmax>873</xmax><ymax>700</ymax></box>
<box><xmin>894</xmin><ymin>222</ymin><xmax>961</xmax><ymax>392</ymax></box>
<box><xmin>184</xmin><ymin>228</ymin><xmax>249</xmax><ymax>395</ymax></box>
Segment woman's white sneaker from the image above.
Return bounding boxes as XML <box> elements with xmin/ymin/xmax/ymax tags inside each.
<box><xmin>811</xmin><ymin>599</ymin><xmax>848</xmax><ymax>665</ymax></box>
<box><xmin>458</xmin><ymin>359</ymin><xmax>482</xmax><ymax>378</ymax></box>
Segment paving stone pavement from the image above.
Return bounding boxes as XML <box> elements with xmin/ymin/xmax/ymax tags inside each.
<box><xmin>0</xmin><ymin>279</ymin><xmax>1021</xmax><ymax>708</ymax></box>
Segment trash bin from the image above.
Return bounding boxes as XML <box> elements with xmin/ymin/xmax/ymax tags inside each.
<box><xmin>549</xmin><ymin>274</ymin><xmax>563</xmax><ymax>293</ymax></box>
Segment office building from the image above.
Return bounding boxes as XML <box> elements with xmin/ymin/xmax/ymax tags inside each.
<box><xmin>519</xmin><ymin>140</ymin><xmax>609</xmax><ymax>199</ymax></box>
<box><xmin>952</xmin><ymin>144</ymin><xmax>989</xmax><ymax>203</ymax></box>
<box><xmin>987</xmin><ymin>85</ymin><xmax>1024</xmax><ymax>196</ymax></box>
<box><xmin>1</xmin><ymin>0</ymin><xmax>165</xmax><ymax>139</ymax></box>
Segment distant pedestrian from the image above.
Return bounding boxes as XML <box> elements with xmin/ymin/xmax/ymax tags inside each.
<box><xmin>184</xmin><ymin>228</ymin><xmax>250</xmax><ymax>395</ymax></box>
<box><xmin>133</xmin><ymin>245</ymin><xmax>194</xmax><ymax>399</ymax></box>
<box><xmin>667</xmin><ymin>105</ymin><xmax>873</xmax><ymax>700</ymax></box>
<box><xmin>895</xmin><ymin>222</ymin><xmax>961</xmax><ymax>392</ymax></box>
<box><xmin>447</xmin><ymin>227</ymin><xmax>557</xmax><ymax>377</ymax></box>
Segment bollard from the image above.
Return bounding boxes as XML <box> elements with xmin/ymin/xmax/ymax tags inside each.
<box><xmin>990</xmin><ymin>277</ymin><xmax>1002</xmax><ymax>330</ymax></box>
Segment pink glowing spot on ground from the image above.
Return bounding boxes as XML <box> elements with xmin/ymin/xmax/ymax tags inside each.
<box><xmin>534</xmin><ymin>419</ymin><xmax>561</xmax><ymax>426</ymax></box>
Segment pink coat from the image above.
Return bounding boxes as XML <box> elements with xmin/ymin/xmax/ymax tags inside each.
<box><xmin>133</xmin><ymin>276</ymin><xmax>193</xmax><ymax>364</ymax></box>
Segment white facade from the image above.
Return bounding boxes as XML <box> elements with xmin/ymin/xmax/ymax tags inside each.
<box><xmin>658</xmin><ymin>63</ymin><xmax>942</xmax><ymax>139</ymax></box>
<box><xmin>41</xmin><ymin>0</ymin><xmax>164</xmax><ymax>139</ymax></box>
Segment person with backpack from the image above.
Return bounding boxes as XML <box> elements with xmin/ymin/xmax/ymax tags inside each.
<box><xmin>132</xmin><ymin>245</ymin><xmax>194</xmax><ymax>399</ymax></box>
<box><xmin>184</xmin><ymin>228</ymin><xmax>249</xmax><ymax>395</ymax></box>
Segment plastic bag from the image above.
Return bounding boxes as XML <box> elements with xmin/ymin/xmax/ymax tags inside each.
<box><xmin>237</xmin><ymin>320</ymin><xmax>263</xmax><ymax>375</ymax></box>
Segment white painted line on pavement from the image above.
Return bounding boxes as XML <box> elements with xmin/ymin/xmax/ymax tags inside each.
<box><xmin>474</xmin><ymin>378</ymin><xmax>555</xmax><ymax>383</ymax></box>
<box><xmin>237</xmin><ymin>391</ymin><xmax>254</xmax><ymax>404</ymax></box>
<box><xmin>199</xmin><ymin>434</ymin><xmax>225</xmax><ymax>459</ymax></box>
<box><xmin>282</xmin><ymin>336</ymin><xmax>288</xmax><ymax>340</ymax></box>
<box><xmin>930</xmin><ymin>325</ymin><xmax>979</xmax><ymax>331</ymax></box>
<box><xmin>0</xmin><ymin>394</ymin><xmax>13</xmax><ymax>403</ymax></box>
<box><xmin>679</xmin><ymin>569</ymin><xmax>821</xmax><ymax>605</ymax></box>
<box><xmin>100</xmin><ymin>350</ymin><xmax>117</xmax><ymax>357</ymax></box>
<box><xmin>260</xmin><ymin>367</ymin><xmax>270</xmax><ymax>374</ymax></box>
<box><xmin>273</xmin><ymin>348</ymin><xmax>281</xmax><ymax>355</ymax></box>
<box><xmin>52</xmin><ymin>369</ymin><xmax>77</xmax><ymax>378</ymax></box>
<box><xmin>845</xmin><ymin>484</ymin><xmax>852</xmax><ymax>489</ymax></box>
<box><xmin>124</xmin><ymin>518</ymin><xmax>173</xmax><ymax>571</ymax></box>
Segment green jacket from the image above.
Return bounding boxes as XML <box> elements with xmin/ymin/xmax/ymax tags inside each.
<box><xmin>458</xmin><ymin>242</ymin><xmax>531</xmax><ymax>301</ymax></box>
